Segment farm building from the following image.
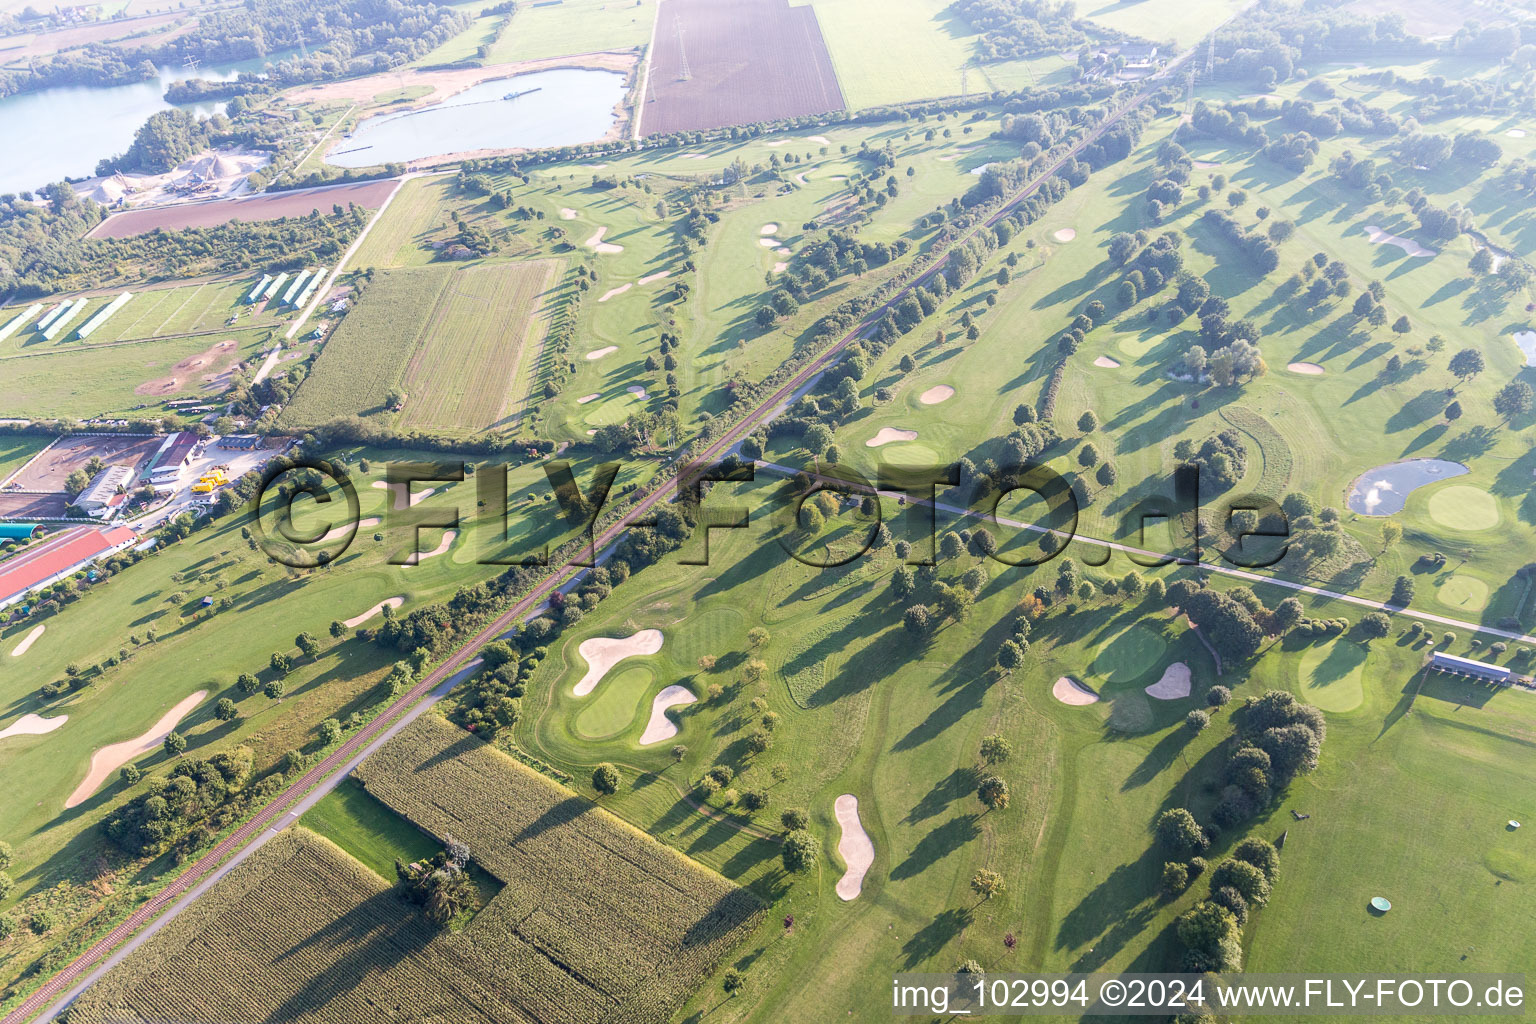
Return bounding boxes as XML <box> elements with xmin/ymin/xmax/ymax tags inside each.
<box><xmin>1430</xmin><ymin>650</ymin><xmax>1511</xmax><ymax>683</ymax></box>
<box><xmin>1119</xmin><ymin>42</ymin><xmax>1159</xmax><ymax>61</ymax></box>
<box><xmin>41</xmin><ymin>297</ymin><xmax>88</xmax><ymax>340</ymax></box>
<box><xmin>0</xmin><ymin>524</ymin><xmax>137</xmax><ymax>610</ymax></box>
<box><xmin>248</xmin><ymin>274</ymin><xmax>273</xmax><ymax>303</ymax></box>
<box><xmin>281</xmin><ymin>270</ymin><xmax>311</xmax><ymax>305</ymax></box>
<box><xmin>145</xmin><ymin>432</ymin><xmax>199</xmax><ymax>484</ymax></box>
<box><xmin>76</xmin><ymin>292</ymin><xmax>133</xmax><ymax>339</ymax></box>
<box><xmin>34</xmin><ymin>302</ymin><xmax>68</xmax><ymax>333</ymax></box>
<box><xmin>217</xmin><ymin>434</ymin><xmax>266</xmax><ymax>450</ymax></box>
<box><xmin>73</xmin><ymin>465</ymin><xmax>136</xmax><ymax>512</ymax></box>
<box><xmin>294</xmin><ymin>267</ymin><xmax>327</xmax><ymax>308</ymax></box>
<box><xmin>0</xmin><ymin>523</ymin><xmax>43</xmax><ymax>543</ymax></box>
<box><xmin>262</xmin><ymin>273</ymin><xmax>290</xmax><ymax>301</ymax></box>
<box><xmin>0</xmin><ymin>304</ymin><xmax>43</xmax><ymax>342</ymax></box>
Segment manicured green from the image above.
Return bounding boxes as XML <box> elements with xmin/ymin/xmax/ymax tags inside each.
<box><xmin>299</xmin><ymin>778</ymin><xmax>439</xmax><ymax>878</ymax></box>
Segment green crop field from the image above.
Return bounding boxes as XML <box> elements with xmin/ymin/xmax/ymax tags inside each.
<box><xmin>350</xmin><ymin>176</ymin><xmax>462</xmax><ymax>269</ymax></box>
<box><xmin>485</xmin><ymin>0</ymin><xmax>655</xmax><ymax>64</ymax></box>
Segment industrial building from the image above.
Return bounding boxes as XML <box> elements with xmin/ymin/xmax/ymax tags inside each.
<box><xmin>0</xmin><ymin>525</ymin><xmax>138</xmax><ymax>610</ymax></box>
<box><xmin>72</xmin><ymin>465</ymin><xmax>135</xmax><ymax>512</ymax></box>
<box><xmin>1430</xmin><ymin>650</ymin><xmax>1512</xmax><ymax>683</ymax></box>
<box><xmin>145</xmin><ymin>432</ymin><xmax>199</xmax><ymax>484</ymax></box>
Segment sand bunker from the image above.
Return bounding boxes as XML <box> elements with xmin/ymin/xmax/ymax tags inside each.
<box><xmin>372</xmin><ymin>480</ymin><xmax>436</xmax><ymax>511</ymax></box>
<box><xmin>577</xmin><ymin>392</ymin><xmax>602</xmax><ymax>404</ymax></box>
<box><xmin>1512</xmin><ymin>331</ymin><xmax>1536</xmax><ymax>367</ymax></box>
<box><xmin>638</xmin><ymin>684</ymin><xmax>696</xmax><ymax>745</ymax></box>
<box><xmin>866</xmin><ymin>427</ymin><xmax>919</xmax><ymax>447</ymax></box>
<box><xmin>402</xmin><ymin>531</ymin><xmax>456</xmax><ymax>566</ymax></box>
<box><xmin>583</xmin><ymin>226</ymin><xmax>623</xmax><ymax>254</ymax></box>
<box><xmin>627</xmin><ymin>384</ymin><xmax>649</xmax><ymax>398</ymax></box>
<box><xmin>772</xmin><ymin>261</ymin><xmax>788</xmax><ymax>273</ymax></box>
<box><xmin>319</xmin><ymin>516</ymin><xmax>380</xmax><ymax>543</ymax></box>
<box><xmin>637</xmin><ymin>270</ymin><xmax>671</xmax><ymax>285</ymax></box>
<box><xmin>0</xmin><ymin>712</ymin><xmax>68</xmax><ymax>742</ymax></box>
<box><xmin>1363</xmin><ymin>224</ymin><xmax>1434</xmax><ymax>258</ymax></box>
<box><xmin>808</xmin><ymin>135</ymin><xmax>830</xmax><ymax>145</ymax></box>
<box><xmin>343</xmin><ymin>595</ymin><xmax>404</xmax><ymax>628</ymax></box>
<box><xmin>1287</xmin><ymin>361</ymin><xmax>1326</xmax><ymax>375</ymax></box>
<box><xmin>10</xmin><ymin>624</ymin><xmax>44</xmax><ymax>656</ymax></box>
<box><xmin>66</xmin><ymin>691</ymin><xmax>207</xmax><ymax>808</ymax></box>
<box><xmin>598</xmin><ymin>283</ymin><xmax>632</xmax><ymax>302</ymax></box>
<box><xmin>760</xmin><ymin>223</ymin><xmax>779</xmax><ymax>234</ymax></box>
<box><xmin>793</xmin><ymin>172</ymin><xmax>809</xmax><ymax>185</ymax></box>
<box><xmin>1145</xmin><ymin>662</ymin><xmax>1192</xmax><ymax>700</ymax></box>
<box><xmin>834</xmin><ymin>794</ymin><xmax>875</xmax><ymax>900</ymax></box>
<box><xmin>1053</xmin><ymin>676</ymin><xmax>1100</xmax><ymax>706</ymax></box>
<box><xmin>586</xmin><ymin>345</ymin><xmax>618</xmax><ymax>360</ymax></box>
<box><xmin>559</xmin><ymin>208</ymin><xmax>578</xmax><ymax>219</ymax></box>
<box><xmin>1508</xmin><ymin>128</ymin><xmax>1527</xmax><ymax>138</ymax></box>
<box><xmin>1053</xmin><ymin>228</ymin><xmax>1077</xmax><ymax>242</ymax></box>
<box><xmin>918</xmin><ymin>385</ymin><xmax>955</xmax><ymax>405</ymax></box>
<box><xmin>1093</xmin><ymin>356</ymin><xmax>1120</xmax><ymax>368</ymax></box>
<box><xmin>775</xmin><ymin>246</ymin><xmax>791</xmax><ymax>256</ymax></box>
<box><xmin>573</xmin><ymin>629</ymin><xmax>664</xmax><ymax>696</ymax></box>
<box><xmin>758</xmin><ymin>237</ymin><xmax>782</xmax><ymax>248</ymax></box>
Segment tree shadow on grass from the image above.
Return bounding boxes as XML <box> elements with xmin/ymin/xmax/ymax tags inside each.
<box><xmin>889</xmin><ymin>812</ymin><xmax>981</xmax><ymax>882</ymax></box>
<box><xmin>901</xmin><ymin>907</ymin><xmax>973</xmax><ymax>969</ymax></box>
<box><xmin>1054</xmin><ymin>846</ymin><xmax>1160</xmax><ymax>960</ymax></box>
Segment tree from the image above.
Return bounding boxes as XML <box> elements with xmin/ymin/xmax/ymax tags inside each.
<box><xmin>1078</xmin><ymin>410</ymin><xmax>1099</xmax><ymax>433</ymax></box>
<box><xmin>236</xmin><ymin>672</ymin><xmax>260</xmax><ymax>695</ymax></box>
<box><xmin>163</xmin><ymin>731</ymin><xmax>186</xmax><ymax>757</ymax></box>
<box><xmin>1360</xmin><ymin>611</ymin><xmax>1391</xmax><ymax>639</ymax></box>
<box><xmin>270</xmin><ymin>652</ymin><xmax>292</xmax><ymax>677</ymax></box>
<box><xmin>295</xmin><ymin>632</ymin><xmax>320</xmax><ymax>661</ymax></box>
<box><xmin>329</xmin><ymin>620</ymin><xmax>347</xmax><ymax>639</ymax></box>
<box><xmin>263</xmin><ymin>679</ymin><xmax>286</xmax><ymax>700</ymax></box>
<box><xmin>121</xmin><ymin>765</ymin><xmax>142</xmax><ymax>785</ymax></box>
<box><xmin>971</xmin><ymin>868</ymin><xmax>1006</xmax><ymax>902</ymax></box>
<box><xmin>592</xmin><ymin>763</ymin><xmax>621</xmax><ymax>796</ymax></box>
<box><xmin>671</xmin><ymin>744</ymin><xmax>688</xmax><ymax>765</ymax></box>
<box><xmin>1176</xmin><ymin>901</ymin><xmax>1242</xmax><ymax>972</ymax></box>
<box><xmin>1448</xmin><ymin>347</ymin><xmax>1485</xmax><ymax>385</ymax></box>
<box><xmin>1186</xmin><ymin>709</ymin><xmax>1211</xmax><ymax>732</ymax></box>
<box><xmin>979</xmin><ymin>735</ymin><xmax>1013</xmax><ymax>766</ymax></box>
<box><xmin>781</xmin><ymin>807</ymin><xmax>809</xmax><ymax>831</ymax></box>
<box><xmin>996</xmin><ymin>639</ymin><xmax>1025</xmax><ymax>673</ymax></box>
<box><xmin>977</xmin><ymin>775</ymin><xmax>1010</xmax><ymax>812</ymax></box>
<box><xmin>1162</xmin><ymin>861</ymin><xmax>1191</xmax><ymax>895</ymax></box>
<box><xmin>214</xmin><ymin>698</ymin><xmax>238</xmax><ymax>722</ymax></box>
<box><xmin>1231</xmin><ymin>836</ymin><xmax>1281</xmax><ymax>883</ymax></box>
<box><xmin>1210</xmin><ymin>858</ymin><xmax>1271</xmax><ymax>907</ymax></box>
<box><xmin>723</xmin><ymin>969</ymin><xmax>745</xmax><ymax>996</ymax></box>
<box><xmin>1494</xmin><ymin>381</ymin><xmax>1534</xmax><ymax>422</ymax></box>
<box><xmin>1390</xmin><ymin>574</ymin><xmax>1415</xmax><ymax>607</ymax></box>
<box><xmin>1392</xmin><ymin>315</ymin><xmax>1411</xmax><ymax>335</ymax></box>
<box><xmin>1380</xmin><ymin>520</ymin><xmax>1402</xmax><ymax>551</ymax></box>
<box><xmin>1445</xmin><ymin>400</ymin><xmax>1463</xmax><ymax>421</ymax></box>
<box><xmin>1156</xmin><ymin>808</ymin><xmax>1208</xmax><ymax>856</ymax></box>
<box><xmin>903</xmin><ymin>604</ymin><xmax>932</xmax><ymax>637</ymax></box>
<box><xmin>1207</xmin><ymin>685</ymin><xmax>1232</xmax><ymax>707</ymax></box>
<box><xmin>1078</xmin><ymin>443</ymin><xmax>1099</xmax><ymax>468</ymax></box>
<box><xmin>747</xmin><ymin>626</ymin><xmax>770</xmax><ymax>648</ymax></box>
<box><xmin>782</xmin><ymin>828</ymin><xmax>822</xmax><ymax>872</ymax></box>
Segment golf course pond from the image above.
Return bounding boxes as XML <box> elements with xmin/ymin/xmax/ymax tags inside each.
<box><xmin>326</xmin><ymin>67</ymin><xmax>627</xmax><ymax>168</ymax></box>
<box><xmin>1345</xmin><ymin>458</ymin><xmax>1468</xmax><ymax>516</ymax></box>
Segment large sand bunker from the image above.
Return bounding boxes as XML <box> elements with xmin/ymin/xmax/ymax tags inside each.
<box><xmin>772</xmin><ymin>261</ymin><xmax>788</xmax><ymax>273</ymax></box>
<box><xmin>577</xmin><ymin>393</ymin><xmax>602</xmax><ymax>404</ymax></box>
<box><xmin>1053</xmin><ymin>228</ymin><xmax>1077</xmax><ymax>242</ymax></box>
<box><xmin>1508</xmin><ymin>128</ymin><xmax>1527</xmax><ymax>138</ymax></box>
<box><xmin>866</xmin><ymin>427</ymin><xmax>919</xmax><ymax>447</ymax></box>
<box><xmin>1363</xmin><ymin>224</ymin><xmax>1434</xmax><ymax>258</ymax></box>
<box><xmin>918</xmin><ymin>385</ymin><xmax>954</xmax><ymax>405</ymax></box>
<box><xmin>0</xmin><ymin>712</ymin><xmax>68</xmax><ymax>742</ymax></box>
<box><xmin>402</xmin><ymin>530</ymin><xmax>457</xmax><ymax>565</ymax></box>
<box><xmin>834</xmin><ymin>794</ymin><xmax>875</xmax><ymax>900</ymax></box>
<box><xmin>1145</xmin><ymin>662</ymin><xmax>1192</xmax><ymax>700</ymax></box>
<box><xmin>1093</xmin><ymin>356</ymin><xmax>1120</xmax><ymax>368</ymax></box>
<box><xmin>639</xmin><ymin>684</ymin><xmax>696</xmax><ymax>745</ymax></box>
<box><xmin>10</xmin><ymin>624</ymin><xmax>44</xmax><ymax>656</ymax></box>
<box><xmin>586</xmin><ymin>345</ymin><xmax>618</xmax><ymax>360</ymax></box>
<box><xmin>372</xmin><ymin>480</ymin><xmax>436</xmax><ymax>511</ymax></box>
<box><xmin>319</xmin><ymin>516</ymin><xmax>380</xmax><ymax>544</ymax></box>
<box><xmin>572</xmin><ymin>629</ymin><xmax>664</xmax><ymax>697</ymax></box>
<box><xmin>66</xmin><ymin>690</ymin><xmax>207</xmax><ymax>807</ymax></box>
<box><xmin>1287</xmin><ymin>361</ymin><xmax>1326</xmax><ymax>375</ymax></box>
<box><xmin>1053</xmin><ymin>676</ymin><xmax>1100</xmax><ymax>706</ymax></box>
<box><xmin>344</xmin><ymin>595</ymin><xmax>404</xmax><ymax>628</ymax></box>
<box><xmin>583</xmin><ymin>226</ymin><xmax>623</xmax><ymax>254</ymax></box>
<box><xmin>760</xmin><ymin>223</ymin><xmax>779</xmax><ymax>234</ymax></box>
<box><xmin>638</xmin><ymin>270</ymin><xmax>671</xmax><ymax>285</ymax></box>
<box><xmin>559</xmin><ymin>208</ymin><xmax>578</xmax><ymax>219</ymax></box>
<box><xmin>758</xmin><ymin>237</ymin><xmax>782</xmax><ymax>248</ymax></box>
<box><xmin>598</xmin><ymin>283</ymin><xmax>632</xmax><ymax>302</ymax></box>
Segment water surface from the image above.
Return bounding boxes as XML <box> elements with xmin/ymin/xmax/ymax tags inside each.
<box><xmin>1345</xmin><ymin>458</ymin><xmax>1468</xmax><ymax>516</ymax></box>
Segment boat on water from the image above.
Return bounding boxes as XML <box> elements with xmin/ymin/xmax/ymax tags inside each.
<box><xmin>503</xmin><ymin>86</ymin><xmax>544</xmax><ymax>101</ymax></box>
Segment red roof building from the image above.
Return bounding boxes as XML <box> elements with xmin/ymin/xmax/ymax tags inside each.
<box><xmin>0</xmin><ymin>525</ymin><xmax>137</xmax><ymax>609</ymax></box>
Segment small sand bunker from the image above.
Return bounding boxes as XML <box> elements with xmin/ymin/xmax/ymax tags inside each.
<box><xmin>758</xmin><ymin>237</ymin><xmax>781</xmax><ymax>248</ymax></box>
<box><xmin>1508</xmin><ymin>128</ymin><xmax>1527</xmax><ymax>138</ymax></box>
<box><xmin>66</xmin><ymin>691</ymin><xmax>207</xmax><ymax>808</ymax></box>
<box><xmin>583</xmin><ymin>226</ymin><xmax>623</xmax><ymax>254</ymax></box>
<box><xmin>10</xmin><ymin>624</ymin><xmax>44</xmax><ymax>656</ymax></box>
<box><xmin>586</xmin><ymin>429</ymin><xmax>598</xmax><ymax>436</ymax></box>
<box><xmin>402</xmin><ymin>530</ymin><xmax>456</xmax><ymax>566</ymax></box>
<box><xmin>1145</xmin><ymin>662</ymin><xmax>1192</xmax><ymax>700</ymax></box>
<box><xmin>343</xmin><ymin>595</ymin><xmax>404</xmax><ymax>628</ymax></box>
<box><xmin>637</xmin><ymin>270</ymin><xmax>671</xmax><ymax>285</ymax></box>
<box><xmin>372</xmin><ymin>480</ymin><xmax>436</xmax><ymax>511</ymax></box>
<box><xmin>639</xmin><ymin>684</ymin><xmax>696</xmax><ymax>745</ymax></box>
<box><xmin>319</xmin><ymin>516</ymin><xmax>380</xmax><ymax>543</ymax></box>
<box><xmin>627</xmin><ymin>384</ymin><xmax>648</xmax><ymax>398</ymax></box>
<box><xmin>1053</xmin><ymin>228</ymin><xmax>1077</xmax><ymax>242</ymax></box>
<box><xmin>760</xmin><ymin>223</ymin><xmax>779</xmax><ymax>234</ymax></box>
<box><xmin>834</xmin><ymin>794</ymin><xmax>875</xmax><ymax>901</ymax></box>
<box><xmin>918</xmin><ymin>385</ymin><xmax>954</xmax><ymax>405</ymax></box>
<box><xmin>577</xmin><ymin>392</ymin><xmax>601</xmax><ymax>404</ymax></box>
<box><xmin>1363</xmin><ymin>224</ymin><xmax>1434</xmax><ymax>258</ymax></box>
<box><xmin>828</xmin><ymin>174</ymin><xmax>848</xmax><ymax>181</ymax></box>
<box><xmin>771</xmin><ymin>261</ymin><xmax>788</xmax><ymax>273</ymax></box>
<box><xmin>559</xmin><ymin>208</ymin><xmax>578</xmax><ymax>220</ymax></box>
<box><xmin>793</xmin><ymin>172</ymin><xmax>809</xmax><ymax>185</ymax></box>
<box><xmin>1093</xmin><ymin>356</ymin><xmax>1120</xmax><ymax>368</ymax></box>
<box><xmin>0</xmin><ymin>712</ymin><xmax>68</xmax><ymax>742</ymax></box>
<box><xmin>1287</xmin><ymin>361</ymin><xmax>1325</xmax><ymax>375</ymax></box>
<box><xmin>1053</xmin><ymin>676</ymin><xmax>1100</xmax><ymax>706</ymax></box>
<box><xmin>586</xmin><ymin>345</ymin><xmax>618</xmax><ymax>360</ymax></box>
<box><xmin>807</xmin><ymin>135</ymin><xmax>830</xmax><ymax>145</ymax></box>
<box><xmin>775</xmin><ymin>246</ymin><xmax>790</xmax><ymax>256</ymax></box>
<box><xmin>866</xmin><ymin>427</ymin><xmax>919</xmax><ymax>447</ymax></box>
<box><xmin>573</xmin><ymin>629</ymin><xmax>664</xmax><ymax>697</ymax></box>
<box><xmin>598</xmin><ymin>283</ymin><xmax>632</xmax><ymax>302</ymax></box>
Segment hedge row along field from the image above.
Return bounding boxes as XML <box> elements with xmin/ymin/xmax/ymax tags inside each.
<box><xmin>72</xmin><ymin>717</ymin><xmax>760</xmax><ymax>1024</ymax></box>
<box><xmin>353</xmin><ymin>716</ymin><xmax>763</xmax><ymax>1022</ymax></box>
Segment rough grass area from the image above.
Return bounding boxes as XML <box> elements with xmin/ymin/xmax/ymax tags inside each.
<box><xmin>299</xmin><ymin>778</ymin><xmax>439</xmax><ymax>878</ymax></box>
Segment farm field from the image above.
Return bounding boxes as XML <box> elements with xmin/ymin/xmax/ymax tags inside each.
<box><xmin>1080</xmin><ymin>0</ymin><xmax>1249</xmax><ymax>48</ymax></box>
<box><xmin>485</xmin><ymin>0</ymin><xmax>655</xmax><ymax>64</ymax></box>
<box><xmin>349</xmin><ymin>175</ymin><xmax>461</xmax><ymax>269</ymax></box>
<box><xmin>87</xmin><ymin>180</ymin><xmax>399</xmax><ymax>239</ymax></box>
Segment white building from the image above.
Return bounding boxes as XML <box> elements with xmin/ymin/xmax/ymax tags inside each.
<box><xmin>72</xmin><ymin>464</ymin><xmax>136</xmax><ymax>512</ymax></box>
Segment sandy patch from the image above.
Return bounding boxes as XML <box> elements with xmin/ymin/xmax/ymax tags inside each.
<box><xmin>834</xmin><ymin>794</ymin><xmax>875</xmax><ymax>901</ymax></box>
<box><xmin>1287</xmin><ymin>361</ymin><xmax>1326</xmax><ymax>375</ymax></box>
<box><xmin>807</xmin><ymin>135</ymin><xmax>830</xmax><ymax>145</ymax></box>
<box><xmin>135</xmin><ymin>339</ymin><xmax>238</xmax><ymax>396</ymax></box>
<box><xmin>1053</xmin><ymin>676</ymin><xmax>1100</xmax><ymax>706</ymax></box>
<box><xmin>559</xmin><ymin>208</ymin><xmax>578</xmax><ymax>220</ymax></box>
<box><xmin>760</xmin><ymin>223</ymin><xmax>780</xmax><ymax>234</ymax></box>
<box><xmin>0</xmin><ymin>712</ymin><xmax>68</xmax><ymax>742</ymax></box>
<box><xmin>573</xmin><ymin>629</ymin><xmax>664</xmax><ymax>697</ymax></box>
<box><xmin>66</xmin><ymin>691</ymin><xmax>206</xmax><ymax>808</ymax></box>
<box><xmin>793</xmin><ymin>172</ymin><xmax>809</xmax><ymax>185</ymax></box>
<box><xmin>638</xmin><ymin>684</ymin><xmax>696</xmax><ymax>745</ymax></box>
<box><xmin>775</xmin><ymin>247</ymin><xmax>791</xmax><ymax>256</ymax></box>
<box><xmin>1093</xmin><ymin>356</ymin><xmax>1121</xmax><ymax>368</ymax></box>
<box><xmin>1508</xmin><ymin>128</ymin><xmax>1527</xmax><ymax>138</ymax></box>
<box><xmin>372</xmin><ymin>480</ymin><xmax>436</xmax><ymax>511</ymax></box>
<box><xmin>577</xmin><ymin>392</ymin><xmax>602</xmax><ymax>404</ymax></box>
<box><xmin>918</xmin><ymin>385</ymin><xmax>954</xmax><ymax>405</ymax></box>
<box><xmin>581</xmin><ymin>163</ymin><xmax>608</xmax><ymax>170</ymax></box>
<box><xmin>584</xmin><ymin>226</ymin><xmax>624</xmax><ymax>254</ymax></box>
<box><xmin>344</xmin><ymin>595</ymin><xmax>404</xmax><ymax>628</ymax></box>
<box><xmin>402</xmin><ymin>530</ymin><xmax>457</xmax><ymax>566</ymax></box>
<box><xmin>1363</xmin><ymin>224</ymin><xmax>1434</xmax><ymax>257</ymax></box>
<box><xmin>772</xmin><ymin>262</ymin><xmax>788</xmax><ymax>273</ymax></box>
<box><xmin>627</xmin><ymin>384</ymin><xmax>649</xmax><ymax>398</ymax></box>
<box><xmin>637</xmin><ymin>270</ymin><xmax>671</xmax><ymax>285</ymax></box>
<box><xmin>598</xmin><ymin>283</ymin><xmax>632</xmax><ymax>302</ymax></box>
<box><xmin>1145</xmin><ymin>662</ymin><xmax>1192</xmax><ymax>700</ymax></box>
<box><xmin>585</xmin><ymin>429</ymin><xmax>598</xmax><ymax>436</ymax></box>
<box><xmin>586</xmin><ymin>345</ymin><xmax>618</xmax><ymax>360</ymax></box>
<box><xmin>758</xmin><ymin>237</ymin><xmax>782</xmax><ymax>248</ymax></box>
<box><xmin>319</xmin><ymin>516</ymin><xmax>380</xmax><ymax>543</ymax></box>
<box><xmin>10</xmin><ymin>624</ymin><xmax>44</xmax><ymax>657</ymax></box>
<box><xmin>1053</xmin><ymin>228</ymin><xmax>1077</xmax><ymax>242</ymax></box>
<box><xmin>866</xmin><ymin>427</ymin><xmax>919</xmax><ymax>447</ymax></box>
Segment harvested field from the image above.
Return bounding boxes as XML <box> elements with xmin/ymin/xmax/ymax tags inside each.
<box><xmin>88</xmin><ymin>180</ymin><xmax>397</xmax><ymax>240</ymax></box>
<box><xmin>5</xmin><ymin>434</ymin><xmax>162</xmax><ymax>491</ymax></box>
<box><xmin>135</xmin><ymin>338</ymin><xmax>239</xmax><ymax>396</ymax></box>
<box><xmin>641</xmin><ymin>0</ymin><xmax>846</xmax><ymax>136</ymax></box>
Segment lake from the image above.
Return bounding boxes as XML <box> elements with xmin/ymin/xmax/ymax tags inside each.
<box><xmin>325</xmin><ymin>67</ymin><xmax>626</xmax><ymax>169</ymax></box>
<box><xmin>1345</xmin><ymin>458</ymin><xmax>1468</xmax><ymax>516</ymax></box>
<box><xmin>0</xmin><ymin>55</ymin><xmax>286</xmax><ymax>196</ymax></box>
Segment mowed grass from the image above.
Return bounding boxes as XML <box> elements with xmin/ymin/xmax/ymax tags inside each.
<box><xmin>0</xmin><ymin>434</ymin><xmax>49</xmax><ymax>485</ymax></box>
<box><xmin>485</xmin><ymin>0</ymin><xmax>655</xmax><ymax>63</ymax></box>
<box><xmin>0</xmin><ymin>278</ymin><xmax>278</xmax><ymax>356</ymax></box>
<box><xmin>350</xmin><ymin>176</ymin><xmax>461</xmax><ymax>269</ymax></box>
<box><xmin>1080</xmin><ymin>0</ymin><xmax>1248</xmax><ymax>47</ymax></box>
<box><xmin>299</xmin><ymin>778</ymin><xmax>439</xmax><ymax>878</ymax></box>
<box><xmin>397</xmin><ymin>259</ymin><xmax>561</xmax><ymax>433</ymax></box>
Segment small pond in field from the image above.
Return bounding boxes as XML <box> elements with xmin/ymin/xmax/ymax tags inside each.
<box><xmin>325</xmin><ymin>67</ymin><xmax>626</xmax><ymax>167</ymax></box>
<box><xmin>1345</xmin><ymin>458</ymin><xmax>1468</xmax><ymax>516</ymax></box>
